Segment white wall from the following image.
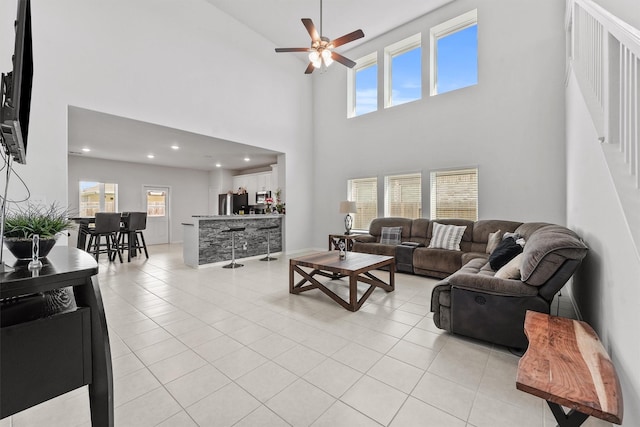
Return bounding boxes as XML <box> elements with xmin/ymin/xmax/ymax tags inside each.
<box><xmin>311</xmin><ymin>0</ymin><xmax>567</xmax><ymax>247</ymax></box>
<box><xmin>0</xmin><ymin>0</ymin><xmax>313</xmax><ymax>252</ymax></box>
<box><xmin>68</xmin><ymin>156</ymin><xmax>209</xmax><ymax>243</ymax></box>
<box><xmin>566</xmin><ymin>74</ymin><xmax>640</xmax><ymax>424</ymax></box>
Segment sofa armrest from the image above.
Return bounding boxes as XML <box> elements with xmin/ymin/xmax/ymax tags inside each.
<box><xmin>352</xmin><ymin>234</ymin><xmax>376</xmax><ymax>243</ymax></box>
<box><xmin>448</xmin><ymin>272</ymin><xmax>539</xmax><ymax>297</ymax></box>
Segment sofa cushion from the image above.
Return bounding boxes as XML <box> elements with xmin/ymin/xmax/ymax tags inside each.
<box><xmin>368</xmin><ymin>217</ymin><xmax>413</xmax><ymax>239</ymax></box>
<box><xmin>485</xmin><ymin>230</ymin><xmax>503</xmax><ymax>254</ymax></box>
<box><xmin>520</xmin><ymin>225</ymin><xmax>588</xmax><ymax>286</ymax></box>
<box><xmin>495</xmin><ymin>253</ymin><xmax>523</xmax><ymax>279</ymax></box>
<box><xmin>428</xmin><ymin>222</ymin><xmax>467</xmax><ymax>251</ymax></box>
<box><xmin>449</xmin><ymin>271</ymin><xmax>539</xmax><ymax>297</ymax></box>
<box><xmin>380</xmin><ymin>226</ymin><xmax>402</xmax><ymax>245</ymax></box>
<box><xmin>352</xmin><ymin>241</ymin><xmax>397</xmax><ymax>257</ymax></box>
<box><xmin>414</xmin><ymin>247</ymin><xmax>465</xmax><ymax>275</ymax></box>
<box><xmin>489</xmin><ymin>236</ymin><xmax>523</xmax><ymax>270</ymax></box>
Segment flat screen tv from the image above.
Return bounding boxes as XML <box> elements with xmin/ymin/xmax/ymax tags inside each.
<box><xmin>0</xmin><ymin>0</ymin><xmax>32</xmax><ymax>165</ymax></box>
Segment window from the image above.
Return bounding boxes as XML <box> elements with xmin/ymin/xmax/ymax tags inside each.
<box><xmin>430</xmin><ymin>168</ymin><xmax>478</xmax><ymax>221</ymax></box>
<box><xmin>384</xmin><ymin>34</ymin><xmax>422</xmax><ymax>108</ymax></box>
<box><xmin>348</xmin><ymin>177</ymin><xmax>378</xmax><ymax>230</ymax></box>
<box><xmin>79</xmin><ymin>181</ymin><xmax>118</xmax><ymax>217</ymax></box>
<box><xmin>348</xmin><ymin>53</ymin><xmax>378</xmax><ymax>117</ymax></box>
<box><xmin>146</xmin><ymin>190</ymin><xmax>167</xmax><ymax>217</ymax></box>
<box><xmin>430</xmin><ymin>9</ymin><xmax>478</xmax><ymax>95</ymax></box>
<box><xmin>385</xmin><ymin>173</ymin><xmax>422</xmax><ymax>218</ymax></box>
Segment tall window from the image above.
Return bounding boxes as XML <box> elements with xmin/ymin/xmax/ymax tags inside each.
<box><xmin>430</xmin><ymin>168</ymin><xmax>478</xmax><ymax>221</ymax></box>
<box><xmin>348</xmin><ymin>53</ymin><xmax>378</xmax><ymax>117</ymax></box>
<box><xmin>385</xmin><ymin>173</ymin><xmax>422</xmax><ymax>218</ymax></box>
<box><xmin>79</xmin><ymin>181</ymin><xmax>118</xmax><ymax>217</ymax></box>
<box><xmin>384</xmin><ymin>34</ymin><xmax>422</xmax><ymax>108</ymax></box>
<box><xmin>430</xmin><ymin>9</ymin><xmax>478</xmax><ymax>95</ymax></box>
<box><xmin>348</xmin><ymin>177</ymin><xmax>378</xmax><ymax>230</ymax></box>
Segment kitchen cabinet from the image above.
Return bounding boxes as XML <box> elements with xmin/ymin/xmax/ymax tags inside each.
<box><xmin>233</xmin><ymin>171</ymin><xmax>272</xmax><ymax>202</ymax></box>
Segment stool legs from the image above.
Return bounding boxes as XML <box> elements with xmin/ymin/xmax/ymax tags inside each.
<box><xmin>260</xmin><ymin>229</ymin><xmax>277</xmax><ymax>261</ymax></box>
<box><xmin>223</xmin><ymin>231</ymin><xmax>244</xmax><ymax>269</ymax></box>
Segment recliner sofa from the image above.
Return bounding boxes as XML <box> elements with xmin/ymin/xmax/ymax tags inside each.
<box><xmin>352</xmin><ymin>217</ymin><xmax>588</xmax><ymax>349</ymax></box>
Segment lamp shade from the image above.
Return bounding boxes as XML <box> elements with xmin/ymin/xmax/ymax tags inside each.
<box><xmin>339</xmin><ymin>201</ymin><xmax>358</xmax><ymax>214</ymax></box>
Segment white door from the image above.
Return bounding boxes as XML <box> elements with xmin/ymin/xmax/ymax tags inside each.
<box><xmin>143</xmin><ymin>186</ymin><xmax>170</xmax><ymax>245</ymax></box>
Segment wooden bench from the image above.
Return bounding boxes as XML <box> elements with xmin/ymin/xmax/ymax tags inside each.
<box><xmin>516</xmin><ymin>311</ymin><xmax>623</xmax><ymax>427</ymax></box>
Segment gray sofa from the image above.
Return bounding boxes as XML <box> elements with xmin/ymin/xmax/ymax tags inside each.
<box><xmin>352</xmin><ymin>218</ymin><xmax>588</xmax><ymax>349</ymax></box>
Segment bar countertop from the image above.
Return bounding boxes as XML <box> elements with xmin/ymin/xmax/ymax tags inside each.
<box><xmin>182</xmin><ymin>215</ymin><xmax>283</xmax><ymax>267</ymax></box>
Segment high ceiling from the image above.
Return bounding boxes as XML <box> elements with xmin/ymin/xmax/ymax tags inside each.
<box><xmin>68</xmin><ymin>0</ymin><xmax>453</xmax><ymax>171</ymax></box>
<box><xmin>205</xmin><ymin>0</ymin><xmax>453</xmax><ymax>53</ymax></box>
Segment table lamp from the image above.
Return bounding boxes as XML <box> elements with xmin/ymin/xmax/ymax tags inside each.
<box><xmin>339</xmin><ymin>201</ymin><xmax>358</xmax><ymax>235</ymax></box>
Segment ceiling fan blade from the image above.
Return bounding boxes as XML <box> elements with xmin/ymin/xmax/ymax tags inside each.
<box><xmin>302</xmin><ymin>18</ymin><xmax>320</xmax><ymax>41</ymax></box>
<box><xmin>304</xmin><ymin>62</ymin><xmax>315</xmax><ymax>74</ymax></box>
<box><xmin>330</xmin><ymin>52</ymin><xmax>356</xmax><ymax>68</ymax></box>
<box><xmin>275</xmin><ymin>47</ymin><xmax>312</xmax><ymax>53</ymax></box>
<box><xmin>330</xmin><ymin>29</ymin><xmax>365</xmax><ymax>48</ymax></box>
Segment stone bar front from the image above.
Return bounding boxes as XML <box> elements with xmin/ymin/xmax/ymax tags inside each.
<box><xmin>182</xmin><ymin>215</ymin><xmax>283</xmax><ymax>267</ymax></box>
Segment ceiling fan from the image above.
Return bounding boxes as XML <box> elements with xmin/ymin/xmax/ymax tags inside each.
<box><xmin>275</xmin><ymin>0</ymin><xmax>364</xmax><ymax>74</ymax></box>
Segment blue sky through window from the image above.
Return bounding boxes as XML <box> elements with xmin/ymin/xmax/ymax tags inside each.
<box><xmin>436</xmin><ymin>24</ymin><xmax>478</xmax><ymax>94</ymax></box>
<box><xmin>355</xmin><ymin>64</ymin><xmax>377</xmax><ymax>116</ymax></box>
<box><xmin>353</xmin><ymin>23</ymin><xmax>477</xmax><ymax>116</ymax></box>
<box><xmin>391</xmin><ymin>47</ymin><xmax>421</xmax><ymax>105</ymax></box>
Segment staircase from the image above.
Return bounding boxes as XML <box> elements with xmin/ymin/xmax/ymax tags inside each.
<box><xmin>567</xmin><ymin>0</ymin><xmax>640</xmax><ymax>252</ymax></box>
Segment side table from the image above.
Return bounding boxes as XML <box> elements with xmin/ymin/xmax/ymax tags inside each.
<box><xmin>328</xmin><ymin>234</ymin><xmax>358</xmax><ymax>252</ymax></box>
<box><xmin>1</xmin><ymin>247</ymin><xmax>113</xmax><ymax>427</ymax></box>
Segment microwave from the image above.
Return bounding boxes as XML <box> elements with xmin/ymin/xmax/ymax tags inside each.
<box><xmin>256</xmin><ymin>191</ymin><xmax>271</xmax><ymax>204</ymax></box>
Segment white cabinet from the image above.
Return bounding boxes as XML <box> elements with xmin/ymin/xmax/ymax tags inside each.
<box><xmin>232</xmin><ymin>171</ymin><xmax>273</xmax><ymax>203</ymax></box>
<box><xmin>256</xmin><ymin>173</ymin><xmax>270</xmax><ymax>192</ymax></box>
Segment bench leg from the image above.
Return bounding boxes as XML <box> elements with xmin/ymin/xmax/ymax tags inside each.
<box><xmin>547</xmin><ymin>402</ymin><xmax>590</xmax><ymax>427</ymax></box>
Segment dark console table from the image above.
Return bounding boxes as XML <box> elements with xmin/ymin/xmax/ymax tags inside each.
<box><xmin>0</xmin><ymin>247</ymin><xmax>113</xmax><ymax>426</ymax></box>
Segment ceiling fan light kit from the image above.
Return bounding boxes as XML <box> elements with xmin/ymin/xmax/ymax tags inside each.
<box><xmin>275</xmin><ymin>0</ymin><xmax>364</xmax><ymax>74</ymax></box>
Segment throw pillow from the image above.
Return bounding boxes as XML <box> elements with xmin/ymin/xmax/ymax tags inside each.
<box><xmin>428</xmin><ymin>222</ymin><xmax>467</xmax><ymax>251</ymax></box>
<box><xmin>380</xmin><ymin>226</ymin><xmax>402</xmax><ymax>245</ymax></box>
<box><xmin>489</xmin><ymin>236</ymin><xmax>524</xmax><ymax>270</ymax></box>
<box><xmin>485</xmin><ymin>230</ymin><xmax>503</xmax><ymax>254</ymax></box>
<box><xmin>494</xmin><ymin>253</ymin><xmax>523</xmax><ymax>279</ymax></box>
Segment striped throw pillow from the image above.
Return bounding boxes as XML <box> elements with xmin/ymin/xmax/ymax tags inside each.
<box><xmin>428</xmin><ymin>222</ymin><xmax>467</xmax><ymax>251</ymax></box>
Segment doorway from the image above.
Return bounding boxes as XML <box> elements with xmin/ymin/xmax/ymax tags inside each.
<box><xmin>143</xmin><ymin>186</ymin><xmax>170</xmax><ymax>245</ymax></box>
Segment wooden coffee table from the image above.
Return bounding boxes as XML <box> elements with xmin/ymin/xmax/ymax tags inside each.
<box><xmin>289</xmin><ymin>251</ymin><xmax>394</xmax><ymax>311</ymax></box>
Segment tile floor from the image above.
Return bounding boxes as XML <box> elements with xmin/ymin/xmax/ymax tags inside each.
<box><xmin>1</xmin><ymin>244</ymin><xmax>612</xmax><ymax>427</ymax></box>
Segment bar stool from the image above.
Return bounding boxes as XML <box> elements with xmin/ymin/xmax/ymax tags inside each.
<box><xmin>118</xmin><ymin>212</ymin><xmax>149</xmax><ymax>262</ymax></box>
<box><xmin>222</xmin><ymin>226</ymin><xmax>245</xmax><ymax>269</ymax></box>
<box><xmin>85</xmin><ymin>212</ymin><xmax>123</xmax><ymax>262</ymax></box>
<box><xmin>258</xmin><ymin>224</ymin><xmax>279</xmax><ymax>261</ymax></box>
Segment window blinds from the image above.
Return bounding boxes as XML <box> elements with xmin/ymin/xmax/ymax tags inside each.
<box><xmin>430</xmin><ymin>169</ymin><xmax>478</xmax><ymax>221</ymax></box>
<box><xmin>349</xmin><ymin>177</ymin><xmax>378</xmax><ymax>230</ymax></box>
<box><xmin>385</xmin><ymin>173</ymin><xmax>422</xmax><ymax>219</ymax></box>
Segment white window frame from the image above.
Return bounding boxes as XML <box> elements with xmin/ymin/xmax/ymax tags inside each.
<box><xmin>347</xmin><ymin>177</ymin><xmax>378</xmax><ymax>231</ymax></box>
<box><xmin>384</xmin><ymin>172</ymin><xmax>422</xmax><ymax>218</ymax></box>
<box><xmin>430</xmin><ymin>168</ymin><xmax>478</xmax><ymax>221</ymax></box>
<box><xmin>79</xmin><ymin>181</ymin><xmax>119</xmax><ymax>217</ymax></box>
<box><xmin>429</xmin><ymin>9</ymin><xmax>478</xmax><ymax>96</ymax></box>
<box><xmin>384</xmin><ymin>33</ymin><xmax>422</xmax><ymax>109</ymax></box>
<box><xmin>347</xmin><ymin>52</ymin><xmax>378</xmax><ymax>118</ymax></box>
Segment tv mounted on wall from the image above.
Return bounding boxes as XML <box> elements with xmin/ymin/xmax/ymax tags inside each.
<box><xmin>0</xmin><ymin>0</ymin><xmax>33</xmax><ymax>165</ymax></box>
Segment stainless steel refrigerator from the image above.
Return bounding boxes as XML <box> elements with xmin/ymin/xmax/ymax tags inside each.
<box><xmin>218</xmin><ymin>193</ymin><xmax>248</xmax><ymax>215</ymax></box>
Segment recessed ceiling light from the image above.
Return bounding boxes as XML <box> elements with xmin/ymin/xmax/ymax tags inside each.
<box><xmin>215</xmin><ymin>163</ymin><xmax>221</xmax><ymax>168</ymax></box>
<box><xmin>147</xmin><ymin>154</ymin><xmax>155</xmax><ymax>159</ymax></box>
<box><xmin>171</xmin><ymin>145</ymin><xmax>179</xmax><ymax>150</ymax></box>
<box><xmin>82</xmin><ymin>148</ymin><xmax>91</xmax><ymax>152</ymax></box>
<box><xmin>244</xmin><ymin>157</ymin><xmax>250</xmax><ymax>162</ymax></box>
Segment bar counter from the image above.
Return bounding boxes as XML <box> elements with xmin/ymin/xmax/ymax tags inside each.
<box><xmin>182</xmin><ymin>215</ymin><xmax>283</xmax><ymax>267</ymax></box>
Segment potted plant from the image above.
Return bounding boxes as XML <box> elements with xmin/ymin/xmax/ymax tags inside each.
<box><xmin>2</xmin><ymin>203</ymin><xmax>74</xmax><ymax>259</ymax></box>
